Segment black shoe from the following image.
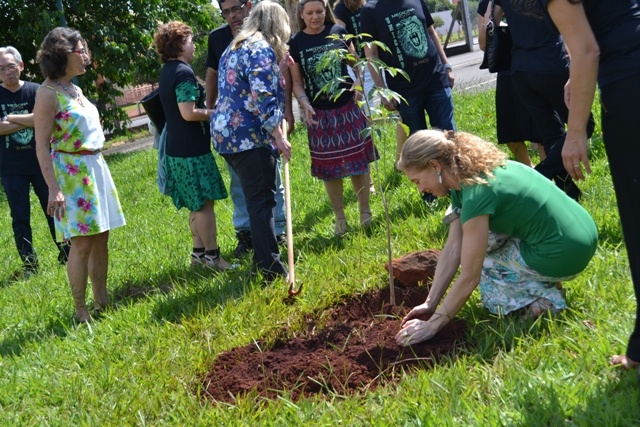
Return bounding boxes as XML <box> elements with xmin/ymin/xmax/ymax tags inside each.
<box><xmin>233</xmin><ymin>230</ymin><xmax>253</xmax><ymax>258</ymax></box>
<box><xmin>276</xmin><ymin>234</ymin><xmax>287</xmax><ymax>246</ymax></box>
<box><xmin>23</xmin><ymin>257</ymin><xmax>39</xmax><ymax>279</ymax></box>
<box><xmin>58</xmin><ymin>242</ymin><xmax>71</xmax><ymax>265</ymax></box>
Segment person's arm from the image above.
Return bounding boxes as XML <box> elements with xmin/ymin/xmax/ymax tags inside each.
<box><xmin>283</xmin><ymin>67</ymin><xmax>295</xmax><ymax>136</ymax></box>
<box><xmin>397</xmin><ymin>215</ymin><xmax>489</xmax><ymax>346</ymax></box>
<box><xmin>289</xmin><ymin>61</ymin><xmax>318</xmax><ymax>125</ymax></box>
<box><xmin>546</xmin><ymin>0</ymin><xmax>598</xmax><ymax>180</ymax></box>
<box><xmin>478</xmin><ymin>11</ymin><xmax>488</xmax><ymax>51</ymax></box>
<box><xmin>178</xmin><ymin>101</ymin><xmax>214</xmax><ymax>122</ymax></box>
<box><xmin>5</xmin><ymin>113</ymin><xmax>34</xmax><ymax>128</ymax></box>
<box><xmin>33</xmin><ymin>87</ymin><xmax>65</xmax><ymax>220</ymax></box>
<box><xmin>0</xmin><ymin>117</ymin><xmax>25</xmax><ymax>135</ymax></box>
<box><xmin>401</xmin><ymin>216</ymin><xmax>464</xmax><ymax>322</ymax></box>
<box><xmin>205</xmin><ymin>67</ymin><xmax>218</xmax><ymax>110</ymax></box>
<box><xmin>363</xmin><ymin>43</ymin><xmax>397</xmax><ymax>111</ymax></box>
<box><xmin>428</xmin><ymin>25</ymin><xmax>455</xmax><ymax>87</ymax></box>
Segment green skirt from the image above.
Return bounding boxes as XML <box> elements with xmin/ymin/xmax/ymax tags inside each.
<box><xmin>165</xmin><ymin>153</ymin><xmax>228</xmax><ymax>211</ymax></box>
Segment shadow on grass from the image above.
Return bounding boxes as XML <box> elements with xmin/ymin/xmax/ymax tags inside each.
<box><xmin>0</xmin><ymin>316</ymin><xmax>74</xmax><ymax>357</ymax></box>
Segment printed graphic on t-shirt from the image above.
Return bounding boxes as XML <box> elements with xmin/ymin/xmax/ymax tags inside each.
<box><xmin>301</xmin><ymin>46</ymin><xmax>342</xmax><ymax>97</ymax></box>
<box><xmin>385</xmin><ymin>8</ymin><xmax>428</xmax><ymax>68</ymax></box>
<box><xmin>1</xmin><ymin>103</ymin><xmax>33</xmax><ymax>149</ymax></box>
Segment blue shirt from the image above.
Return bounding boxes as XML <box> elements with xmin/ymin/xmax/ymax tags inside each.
<box><xmin>211</xmin><ymin>35</ymin><xmax>285</xmax><ymax>155</ymax></box>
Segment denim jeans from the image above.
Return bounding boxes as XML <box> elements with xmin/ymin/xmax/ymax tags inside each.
<box><xmin>397</xmin><ymin>87</ymin><xmax>456</xmax><ymax>135</ymax></box>
<box><xmin>228</xmin><ymin>158</ymin><xmax>286</xmax><ymax>235</ymax></box>
<box><xmin>223</xmin><ymin>147</ymin><xmax>287</xmax><ymax>280</ymax></box>
<box><xmin>1</xmin><ymin>174</ymin><xmax>57</xmax><ymax>264</ymax></box>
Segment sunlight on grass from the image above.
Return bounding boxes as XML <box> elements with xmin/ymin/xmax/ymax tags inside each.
<box><xmin>0</xmin><ymin>88</ymin><xmax>637</xmax><ymax>426</ymax></box>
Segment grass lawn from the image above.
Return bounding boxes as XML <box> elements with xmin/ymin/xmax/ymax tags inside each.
<box><xmin>0</xmin><ymin>88</ymin><xmax>638</xmax><ymax>426</ymax></box>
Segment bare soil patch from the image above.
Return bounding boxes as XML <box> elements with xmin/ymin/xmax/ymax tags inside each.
<box><xmin>202</xmin><ymin>285</ymin><xmax>467</xmax><ymax>404</ymax></box>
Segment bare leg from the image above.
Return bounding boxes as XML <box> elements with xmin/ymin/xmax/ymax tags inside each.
<box><xmin>67</xmin><ymin>235</ymin><xmax>93</xmax><ymax>322</ymax></box>
<box><xmin>506</xmin><ymin>142</ymin><xmax>533</xmax><ymax>167</ymax></box>
<box><xmin>324</xmin><ymin>179</ymin><xmax>346</xmax><ymax>235</ymax></box>
<box><xmin>88</xmin><ymin>231</ymin><xmax>109</xmax><ymax>311</ymax></box>
<box><xmin>190</xmin><ymin>201</ymin><xmax>229</xmax><ymax>269</ymax></box>
<box><xmin>350</xmin><ymin>172</ymin><xmax>372</xmax><ymax>227</ymax></box>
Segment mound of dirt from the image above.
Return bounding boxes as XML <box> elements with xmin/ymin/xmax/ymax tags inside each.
<box><xmin>202</xmin><ymin>286</ymin><xmax>466</xmax><ymax>404</ymax></box>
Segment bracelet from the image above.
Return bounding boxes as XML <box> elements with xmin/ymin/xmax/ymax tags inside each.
<box><xmin>443</xmin><ymin>63</ymin><xmax>453</xmax><ymax>71</ymax></box>
<box><xmin>1</xmin><ymin>116</ymin><xmax>6</xmax><ymax>123</ymax></box>
<box><xmin>297</xmin><ymin>94</ymin><xmax>309</xmax><ymax>103</ymax></box>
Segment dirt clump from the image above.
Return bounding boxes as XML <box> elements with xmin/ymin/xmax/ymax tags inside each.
<box><xmin>202</xmin><ymin>285</ymin><xmax>466</xmax><ymax>404</ymax></box>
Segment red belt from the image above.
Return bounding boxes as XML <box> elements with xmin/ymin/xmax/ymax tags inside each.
<box><xmin>54</xmin><ymin>149</ymin><xmax>101</xmax><ymax>155</ymax></box>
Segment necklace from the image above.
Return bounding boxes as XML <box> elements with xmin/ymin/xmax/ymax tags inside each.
<box><xmin>55</xmin><ymin>80</ymin><xmax>84</xmax><ymax>106</ymax></box>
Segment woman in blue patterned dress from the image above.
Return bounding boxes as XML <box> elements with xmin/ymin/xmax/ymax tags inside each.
<box><xmin>211</xmin><ymin>1</ymin><xmax>292</xmax><ymax>283</ymax></box>
<box><xmin>34</xmin><ymin>27</ymin><xmax>126</xmax><ymax>323</ymax></box>
<box><xmin>154</xmin><ymin>21</ymin><xmax>230</xmax><ymax>272</ymax></box>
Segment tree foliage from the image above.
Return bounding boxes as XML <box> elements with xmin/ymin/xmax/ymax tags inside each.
<box><xmin>0</xmin><ymin>0</ymin><xmax>219</xmax><ymax>135</ymax></box>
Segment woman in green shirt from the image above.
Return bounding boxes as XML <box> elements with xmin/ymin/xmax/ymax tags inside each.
<box><xmin>395</xmin><ymin>129</ymin><xmax>598</xmax><ymax>346</ymax></box>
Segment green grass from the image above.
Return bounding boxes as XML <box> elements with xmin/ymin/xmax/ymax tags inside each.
<box><xmin>0</xmin><ymin>89</ymin><xmax>638</xmax><ymax>426</ymax></box>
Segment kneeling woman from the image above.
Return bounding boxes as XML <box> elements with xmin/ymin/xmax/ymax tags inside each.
<box><xmin>395</xmin><ymin>130</ymin><xmax>598</xmax><ymax>346</ymax></box>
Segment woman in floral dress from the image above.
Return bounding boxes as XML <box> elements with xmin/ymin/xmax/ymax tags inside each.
<box><xmin>34</xmin><ymin>27</ymin><xmax>126</xmax><ymax>323</ymax></box>
<box><xmin>211</xmin><ymin>1</ymin><xmax>292</xmax><ymax>282</ymax></box>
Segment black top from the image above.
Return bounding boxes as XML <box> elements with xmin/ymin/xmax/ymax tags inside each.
<box><xmin>206</xmin><ymin>24</ymin><xmax>234</xmax><ymax>72</ymax></box>
<box><xmin>159</xmin><ymin>60</ymin><xmax>211</xmax><ymax>158</ymax></box>
<box><xmin>360</xmin><ymin>0</ymin><xmax>450</xmax><ymax>97</ymax></box>
<box><xmin>496</xmin><ymin>0</ymin><xmax>568</xmax><ymax>74</ymax></box>
<box><xmin>333</xmin><ymin>2</ymin><xmax>365</xmax><ymax>56</ymax></box>
<box><xmin>289</xmin><ymin>24</ymin><xmax>354</xmax><ymax>110</ymax></box>
<box><xmin>540</xmin><ymin>0</ymin><xmax>640</xmax><ymax>88</ymax></box>
<box><xmin>0</xmin><ymin>82</ymin><xmax>41</xmax><ymax>176</ymax></box>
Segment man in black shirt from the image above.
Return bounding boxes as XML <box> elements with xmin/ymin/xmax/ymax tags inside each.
<box><xmin>0</xmin><ymin>46</ymin><xmax>70</xmax><ymax>277</ymax></box>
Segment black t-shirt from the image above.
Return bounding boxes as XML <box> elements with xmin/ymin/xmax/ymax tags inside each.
<box><xmin>540</xmin><ymin>0</ymin><xmax>640</xmax><ymax>88</ymax></box>
<box><xmin>289</xmin><ymin>24</ymin><xmax>354</xmax><ymax>110</ymax></box>
<box><xmin>496</xmin><ymin>0</ymin><xmax>567</xmax><ymax>74</ymax></box>
<box><xmin>205</xmin><ymin>24</ymin><xmax>234</xmax><ymax>71</ymax></box>
<box><xmin>360</xmin><ymin>0</ymin><xmax>449</xmax><ymax>97</ymax></box>
<box><xmin>159</xmin><ymin>60</ymin><xmax>211</xmax><ymax>158</ymax></box>
<box><xmin>0</xmin><ymin>82</ymin><xmax>40</xmax><ymax>176</ymax></box>
<box><xmin>333</xmin><ymin>2</ymin><xmax>365</xmax><ymax>57</ymax></box>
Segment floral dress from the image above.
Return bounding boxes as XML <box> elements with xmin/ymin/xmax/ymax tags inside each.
<box><xmin>46</xmin><ymin>86</ymin><xmax>126</xmax><ymax>239</ymax></box>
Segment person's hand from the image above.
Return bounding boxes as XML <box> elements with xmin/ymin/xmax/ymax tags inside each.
<box><xmin>285</xmin><ymin>112</ymin><xmax>295</xmax><ymax>136</ymax></box>
<box><xmin>274</xmin><ymin>135</ymin><xmax>292</xmax><ymax>161</ymax></box>
<box><xmin>48</xmin><ymin>190</ymin><xmax>66</xmax><ymax>220</ymax></box>
<box><xmin>395</xmin><ymin>319</ymin><xmax>439</xmax><ymax>346</ymax></box>
<box><xmin>279</xmin><ymin>53</ymin><xmax>294</xmax><ymax>73</ymax></box>
<box><xmin>303</xmin><ymin>104</ymin><xmax>318</xmax><ymax>126</ymax></box>
<box><xmin>401</xmin><ymin>302</ymin><xmax>434</xmax><ymax>326</ymax></box>
<box><xmin>447</xmin><ymin>69</ymin><xmax>455</xmax><ymax>88</ymax></box>
<box><xmin>381</xmin><ymin>96</ymin><xmax>398</xmax><ymax>112</ymax></box>
<box><xmin>562</xmin><ymin>129</ymin><xmax>591</xmax><ymax>181</ymax></box>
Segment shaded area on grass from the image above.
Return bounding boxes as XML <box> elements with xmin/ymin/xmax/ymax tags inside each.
<box><xmin>202</xmin><ymin>285</ymin><xmax>466</xmax><ymax>404</ymax></box>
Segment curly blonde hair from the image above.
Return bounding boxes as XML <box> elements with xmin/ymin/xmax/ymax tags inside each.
<box><xmin>397</xmin><ymin>130</ymin><xmax>508</xmax><ymax>186</ymax></box>
<box><xmin>232</xmin><ymin>0</ymin><xmax>290</xmax><ymax>62</ymax></box>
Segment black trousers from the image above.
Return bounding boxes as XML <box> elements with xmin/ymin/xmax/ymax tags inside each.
<box><xmin>511</xmin><ymin>70</ymin><xmax>595</xmax><ymax>199</ymax></box>
<box><xmin>223</xmin><ymin>147</ymin><xmax>287</xmax><ymax>281</ymax></box>
<box><xmin>601</xmin><ymin>73</ymin><xmax>640</xmax><ymax>362</ymax></box>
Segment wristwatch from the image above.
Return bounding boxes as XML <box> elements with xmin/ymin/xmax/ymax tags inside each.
<box><xmin>443</xmin><ymin>63</ymin><xmax>453</xmax><ymax>71</ymax></box>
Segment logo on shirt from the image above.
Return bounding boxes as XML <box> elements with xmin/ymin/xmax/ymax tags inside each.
<box><xmin>396</xmin><ymin>15</ymin><xmax>428</xmax><ymax>59</ymax></box>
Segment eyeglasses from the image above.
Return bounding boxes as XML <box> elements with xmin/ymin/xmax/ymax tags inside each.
<box><xmin>70</xmin><ymin>48</ymin><xmax>88</xmax><ymax>56</ymax></box>
<box><xmin>220</xmin><ymin>3</ymin><xmax>246</xmax><ymax>18</ymax></box>
<box><xmin>0</xmin><ymin>63</ymin><xmax>19</xmax><ymax>73</ymax></box>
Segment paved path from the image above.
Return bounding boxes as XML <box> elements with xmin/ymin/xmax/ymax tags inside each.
<box><xmin>104</xmin><ymin>46</ymin><xmax>492</xmax><ymax>157</ymax></box>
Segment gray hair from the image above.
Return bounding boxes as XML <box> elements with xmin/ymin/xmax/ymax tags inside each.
<box><xmin>0</xmin><ymin>46</ymin><xmax>23</xmax><ymax>63</ymax></box>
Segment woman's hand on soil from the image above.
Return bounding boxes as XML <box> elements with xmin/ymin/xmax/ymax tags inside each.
<box><xmin>395</xmin><ymin>319</ymin><xmax>437</xmax><ymax>346</ymax></box>
<box><xmin>401</xmin><ymin>302</ymin><xmax>433</xmax><ymax>326</ymax></box>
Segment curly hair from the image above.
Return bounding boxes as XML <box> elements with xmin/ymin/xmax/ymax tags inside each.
<box><xmin>154</xmin><ymin>21</ymin><xmax>193</xmax><ymax>63</ymax></box>
<box><xmin>397</xmin><ymin>130</ymin><xmax>508</xmax><ymax>186</ymax></box>
<box><xmin>36</xmin><ymin>27</ymin><xmax>85</xmax><ymax>80</ymax></box>
<box><xmin>232</xmin><ymin>1</ymin><xmax>291</xmax><ymax>62</ymax></box>
<box><xmin>298</xmin><ymin>0</ymin><xmax>337</xmax><ymax>31</ymax></box>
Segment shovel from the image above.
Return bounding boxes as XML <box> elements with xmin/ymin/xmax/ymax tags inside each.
<box><xmin>284</xmin><ymin>157</ymin><xmax>302</xmax><ymax>296</ymax></box>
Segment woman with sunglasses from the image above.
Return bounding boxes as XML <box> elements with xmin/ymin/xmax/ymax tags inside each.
<box><xmin>33</xmin><ymin>27</ymin><xmax>126</xmax><ymax>323</ymax></box>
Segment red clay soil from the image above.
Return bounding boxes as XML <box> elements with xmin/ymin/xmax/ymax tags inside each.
<box><xmin>201</xmin><ymin>286</ymin><xmax>467</xmax><ymax>404</ymax></box>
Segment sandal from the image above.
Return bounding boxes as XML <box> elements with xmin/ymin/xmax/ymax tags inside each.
<box><xmin>360</xmin><ymin>210</ymin><xmax>373</xmax><ymax>228</ymax></box>
<box><xmin>334</xmin><ymin>217</ymin><xmax>348</xmax><ymax>236</ymax></box>
<box><xmin>202</xmin><ymin>248</ymin><xmax>231</xmax><ymax>271</ymax></box>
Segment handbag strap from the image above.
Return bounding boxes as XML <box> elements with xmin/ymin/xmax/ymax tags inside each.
<box><xmin>486</xmin><ymin>0</ymin><xmax>498</xmax><ymax>34</ymax></box>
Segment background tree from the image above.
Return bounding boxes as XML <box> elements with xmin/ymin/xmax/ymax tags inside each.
<box><xmin>0</xmin><ymin>0</ymin><xmax>217</xmax><ymax>135</ymax></box>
